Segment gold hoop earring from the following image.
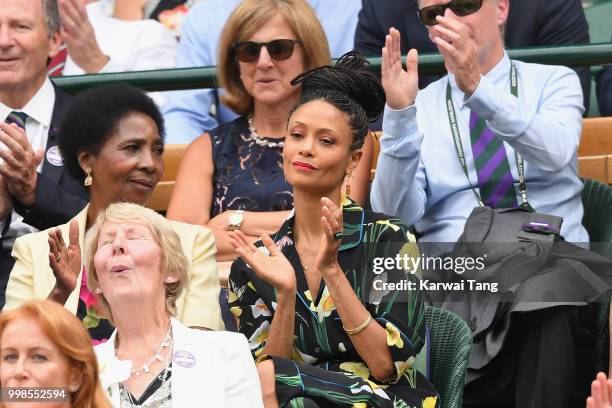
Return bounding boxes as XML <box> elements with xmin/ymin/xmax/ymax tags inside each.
<box><xmin>84</xmin><ymin>168</ymin><xmax>92</xmax><ymax>187</ymax></box>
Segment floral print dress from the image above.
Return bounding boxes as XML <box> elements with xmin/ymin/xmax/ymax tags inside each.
<box><xmin>228</xmin><ymin>198</ymin><xmax>439</xmax><ymax>408</ymax></box>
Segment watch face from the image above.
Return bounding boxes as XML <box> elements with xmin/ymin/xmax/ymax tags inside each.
<box><xmin>229</xmin><ymin>214</ymin><xmax>241</xmax><ymax>224</ymax></box>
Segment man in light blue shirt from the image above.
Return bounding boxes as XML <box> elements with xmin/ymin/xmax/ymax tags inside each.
<box><xmin>371</xmin><ymin>1</ymin><xmax>587</xmax><ymax>244</ymax></box>
<box><xmin>162</xmin><ymin>0</ymin><xmax>361</xmax><ymax>144</ymax></box>
<box><xmin>372</xmin><ymin>1</ymin><xmax>592</xmax><ymax>407</ymax></box>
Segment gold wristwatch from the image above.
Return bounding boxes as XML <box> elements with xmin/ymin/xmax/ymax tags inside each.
<box><xmin>228</xmin><ymin>210</ymin><xmax>245</xmax><ymax>231</ymax></box>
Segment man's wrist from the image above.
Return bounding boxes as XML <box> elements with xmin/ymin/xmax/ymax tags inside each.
<box><xmin>462</xmin><ymin>75</ymin><xmax>481</xmax><ymax>98</ymax></box>
<box><xmin>83</xmin><ymin>53</ymin><xmax>110</xmax><ymax>74</ymax></box>
<box><xmin>19</xmin><ymin>190</ymin><xmax>36</xmax><ymax>207</ymax></box>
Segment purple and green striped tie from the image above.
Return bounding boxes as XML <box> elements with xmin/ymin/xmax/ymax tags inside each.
<box><xmin>6</xmin><ymin>111</ymin><xmax>28</xmax><ymax>130</ymax></box>
<box><xmin>469</xmin><ymin>111</ymin><xmax>518</xmax><ymax>208</ymax></box>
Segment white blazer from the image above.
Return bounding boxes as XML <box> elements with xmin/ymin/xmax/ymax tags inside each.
<box><xmin>95</xmin><ymin>319</ymin><xmax>263</xmax><ymax>407</ymax></box>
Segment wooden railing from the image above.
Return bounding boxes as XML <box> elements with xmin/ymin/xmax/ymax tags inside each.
<box><xmin>579</xmin><ymin>117</ymin><xmax>612</xmax><ymax>184</ymax></box>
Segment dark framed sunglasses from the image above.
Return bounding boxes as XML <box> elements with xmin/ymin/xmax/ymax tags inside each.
<box><xmin>232</xmin><ymin>39</ymin><xmax>302</xmax><ymax>63</ymax></box>
<box><xmin>418</xmin><ymin>0</ymin><xmax>484</xmax><ymax>26</ymax></box>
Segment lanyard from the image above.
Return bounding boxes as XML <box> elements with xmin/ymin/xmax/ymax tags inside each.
<box><xmin>445</xmin><ymin>63</ymin><xmax>530</xmax><ymax>209</ymax></box>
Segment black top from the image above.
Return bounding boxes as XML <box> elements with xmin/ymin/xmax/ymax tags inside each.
<box><xmin>209</xmin><ymin>116</ymin><xmax>293</xmax><ymax>217</ymax></box>
<box><xmin>121</xmin><ymin>363</ymin><xmax>173</xmax><ymax>405</ymax></box>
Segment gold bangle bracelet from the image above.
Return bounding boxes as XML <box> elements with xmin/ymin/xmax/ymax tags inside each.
<box><xmin>343</xmin><ymin>314</ymin><xmax>373</xmax><ymax>336</ymax></box>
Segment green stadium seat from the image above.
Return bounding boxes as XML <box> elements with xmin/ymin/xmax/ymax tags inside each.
<box><xmin>581</xmin><ymin>178</ymin><xmax>612</xmax><ymax>373</ymax></box>
<box><xmin>582</xmin><ymin>178</ymin><xmax>612</xmax><ymax>257</ymax></box>
<box><xmin>425</xmin><ymin>306</ymin><xmax>472</xmax><ymax>408</ymax></box>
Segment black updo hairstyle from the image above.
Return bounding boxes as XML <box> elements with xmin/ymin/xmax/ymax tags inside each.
<box><xmin>290</xmin><ymin>51</ymin><xmax>385</xmax><ymax>150</ymax></box>
<box><xmin>58</xmin><ymin>84</ymin><xmax>165</xmax><ymax>182</ymax></box>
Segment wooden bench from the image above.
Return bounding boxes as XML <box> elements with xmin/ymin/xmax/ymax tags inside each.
<box><xmin>579</xmin><ymin>117</ymin><xmax>612</xmax><ymax>184</ymax></box>
<box><xmin>147</xmin><ymin>143</ymin><xmax>187</xmax><ymax>212</ymax></box>
<box><xmin>149</xmin><ymin>118</ymin><xmax>612</xmax><ymax>212</ymax></box>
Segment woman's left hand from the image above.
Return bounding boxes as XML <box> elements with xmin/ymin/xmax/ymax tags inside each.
<box><xmin>47</xmin><ymin>220</ymin><xmax>82</xmax><ymax>304</ymax></box>
<box><xmin>315</xmin><ymin>197</ymin><xmax>343</xmax><ymax>275</ymax></box>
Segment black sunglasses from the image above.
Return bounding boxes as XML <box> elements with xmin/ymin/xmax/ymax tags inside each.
<box><xmin>232</xmin><ymin>39</ymin><xmax>302</xmax><ymax>63</ymax></box>
<box><xmin>418</xmin><ymin>0</ymin><xmax>484</xmax><ymax>26</ymax></box>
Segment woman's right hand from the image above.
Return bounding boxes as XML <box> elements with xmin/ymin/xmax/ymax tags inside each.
<box><xmin>381</xmin><ymin>27</ymin><xmax>419</xmax><ymax>110</ymax></box>
<box><xmin>229</xmin><ymin>230</ymin><xmax>296</xmax><ymax>294</ymax></box>
<box><xmin>48</xmin><ymin>220</ymin><xmax>82</xmax><ymax>303</ymax></box>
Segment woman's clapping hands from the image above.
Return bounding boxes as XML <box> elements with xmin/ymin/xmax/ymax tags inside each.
<box><xmin>47</xmin><ymin>220</ymin><xmax>82</xmax><ymax>304</ymax></box>
<box><xmin>229</xmin><ymin>230</ymin><xmax>296</xmax><ymax>294</ymax></box>
<box><xmin>313</xmin><ymin>197</ymin><xmax>343</xmax><ymax>275</ymax></box>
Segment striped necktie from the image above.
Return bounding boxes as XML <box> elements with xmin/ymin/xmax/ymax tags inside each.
<box><xmin>469</xmin><ymin>111</ymin><xmax>518</xmax><ymax>208</ymax></box>
<box><xmin>48</xmin><ymin>44</ymin><xmax>68</xmax><ymax>77</ymax></box>
<box><xmin>6</xmin><ymin>111</ymin><xmax>28</xmax><ymax>130</ymax></box>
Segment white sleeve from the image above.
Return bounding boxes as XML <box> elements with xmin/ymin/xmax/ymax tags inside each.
<box><xmin>371</xmin><ymin>104</ymin><xmax>428</xmax><ymax>227</ymax></box>
<box><xmin>222</xmin><ymin>333</ymin><xmax>264</xmax><ymax>408</ymax></box>
<box><xmin>464</xmin><ymin>67</ymin><xmax>583</xmax><ymax>172</ymax></box>
<box><xmin>99</xmin><ymin>23</ymin><xmax>177</xmax><ymax>73</ymax></box>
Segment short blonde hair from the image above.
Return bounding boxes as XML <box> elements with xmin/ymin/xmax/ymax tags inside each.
<box><xmin>218</xmin><ymin>0</ymin><xmax>332</xmax><ymax>114</ymax></box>
<box><xmin>83</xmin><ymin>203</ymin><xmax>189</xmax><ymax>324</ymax></box>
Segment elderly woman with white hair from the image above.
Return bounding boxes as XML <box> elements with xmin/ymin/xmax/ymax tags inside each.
<box><xmin>86</xmin><ymin>202</ymin><xmax>262</xmax><ymax>407</ymax></box>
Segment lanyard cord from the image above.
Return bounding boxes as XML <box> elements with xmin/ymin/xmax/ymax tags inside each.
<box><xmin>445</xmin><ymin>63</ymin><xmax>529</xmax><ymax>208</ymax></box>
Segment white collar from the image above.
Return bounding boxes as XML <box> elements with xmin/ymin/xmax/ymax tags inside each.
<box><xmin>97</xmin><ymin>318</ymin><xmax>192</xmax><ymax>388</ymax></box>
<box><xmin>0</xmin><ymin>78</ymin><xmax>55</xmax><ymax>127</ymax></box>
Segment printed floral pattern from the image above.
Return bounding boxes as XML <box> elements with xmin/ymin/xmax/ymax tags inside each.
<box><xmin>77</xmin><ymin>270</ymin><xmax>114</xmax><ymax>345</ymax></box>
<box><xmin>305</xmin><ymin>288</ymin><xmax>335</xmax><ymax>323</ymax></box>
<box><xmin>229</xmin><ymin>197</ymin><xmax>439</xmax><ymax>407</ymax></box>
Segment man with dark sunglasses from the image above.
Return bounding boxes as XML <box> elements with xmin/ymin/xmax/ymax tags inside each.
<box><xmin>371</xmin><ymin>0</ymin><xmax>592</xmax><ymax>407</ymax></box>
<box><xmin>355</xmin><ymin>0</ymin><xmax>591</xmax><ymax>117</ymax></box>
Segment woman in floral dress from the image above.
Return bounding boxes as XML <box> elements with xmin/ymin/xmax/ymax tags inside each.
<box><xmin>228</xmin><ymin>52</ymin><xmax>439</xmax><ymax>408</ymax></box>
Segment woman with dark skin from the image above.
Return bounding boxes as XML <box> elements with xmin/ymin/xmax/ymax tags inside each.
<box><xmin>228</xmin><ymin>52</ymin><xmax>438</xmax><ymax>408</ymax></box>
<box><xmin>4</xmin><ymin>85</ymin><xmax>223</xmax><ymax>340</ymax></box>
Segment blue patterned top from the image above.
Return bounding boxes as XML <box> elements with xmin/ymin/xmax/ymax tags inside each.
<box><xmin>209</xmin><ymin>116</ymin><xmax>293</xmax><ymax>217</ymax></box>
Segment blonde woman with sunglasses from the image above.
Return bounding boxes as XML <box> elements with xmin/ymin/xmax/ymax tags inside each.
<box><xmin>166</xmin><ymin>0</ymin><xmax>373</xmax><ymax>290</ymax></box>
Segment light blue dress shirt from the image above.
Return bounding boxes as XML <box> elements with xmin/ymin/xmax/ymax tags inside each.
<box><xmin>371</xmin><ymin>53</ymin><xmax>589</xmax><ymax>243</ymax></box>
<box><xmin>162</xmin><ymin>0</ymin><xmax>361</xmax><ymax>144</ymax></box>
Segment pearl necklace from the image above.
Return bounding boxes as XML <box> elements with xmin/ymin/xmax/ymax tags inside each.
<box><xmin>247</xmin><ymin>116</ymin><xmax>284</xmax><ymax>148</ymax></box>
<box><xmin>117</xmin><ymin>326</ymin><xmax>173</xmax><ymax>377</ymax></box>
